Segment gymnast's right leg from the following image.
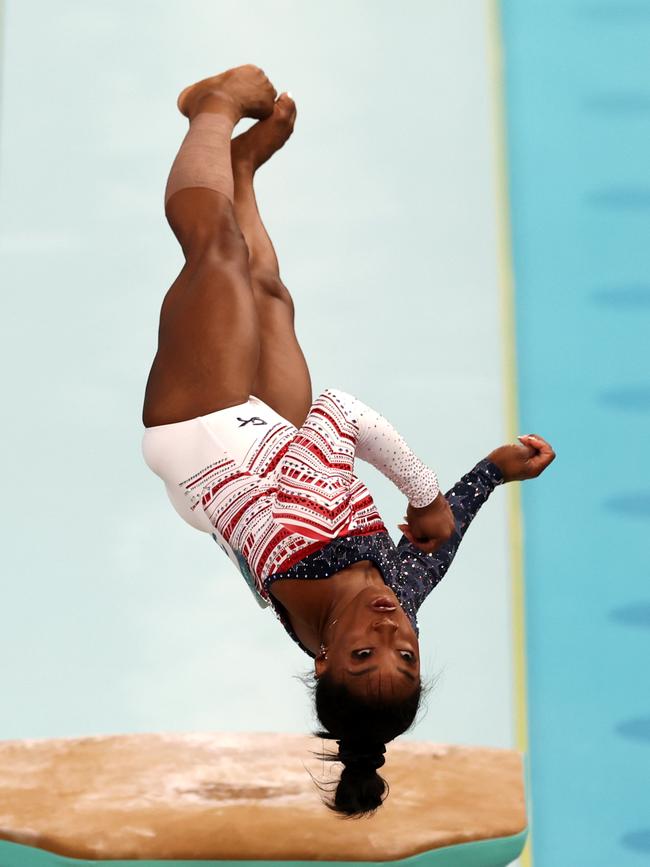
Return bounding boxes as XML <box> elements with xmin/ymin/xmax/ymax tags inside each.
<box><xmin>142</xmin><ymin>65</ymin><xmax>276</xmax><ymax>428</ymax></box>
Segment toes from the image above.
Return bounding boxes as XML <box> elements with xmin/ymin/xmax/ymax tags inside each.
<box><xmin>275</xmin><ymin>92</ymin><xmax>297</xmax><ymax>125</ymax></box>
<box><xmin>277</xmin><ymin>92</ymin><xmax>296</xmax><ymax>111</ymax></box>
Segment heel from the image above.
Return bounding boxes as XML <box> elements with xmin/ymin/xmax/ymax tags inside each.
<box><xmin>177</xmin><ymin>83</ymin><xmax>194</xmax><ymax>116</ymax></box>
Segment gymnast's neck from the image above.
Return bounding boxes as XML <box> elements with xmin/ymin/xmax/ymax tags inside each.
<box><xmin>268</xmin><ymin>561</ymin><xmax>385</xmax><ymax>657</ymax></box>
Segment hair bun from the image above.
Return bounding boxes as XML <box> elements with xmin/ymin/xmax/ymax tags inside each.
<box><xmin>337</xmin><ymin>739</ymin><xmax>386</xmax><ymax>771</ymax></box>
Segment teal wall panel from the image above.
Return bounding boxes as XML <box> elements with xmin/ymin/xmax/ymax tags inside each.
<box><xmin>501</xmin><ymin>2</ymin><xmax>650</xmax><ymax>864</ymax></box>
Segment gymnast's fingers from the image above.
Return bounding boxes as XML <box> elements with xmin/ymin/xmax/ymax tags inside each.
<box><xmin>524</xmin><ymin>435</ymin><xmax>556</xmax><ymax>474</ymax></box>
<box><xmin>415</xmin><ymin>539</ymin><xmax>444</xmax><ymax>554</ymax></box>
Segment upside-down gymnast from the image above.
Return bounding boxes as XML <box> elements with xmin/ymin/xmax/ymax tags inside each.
<box><xmin>141</xmin><ymin>65</ymin><xmax>555</xmax><ymax>817</ymax></box>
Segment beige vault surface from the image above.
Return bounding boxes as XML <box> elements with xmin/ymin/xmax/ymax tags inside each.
<box><xmin>0</xmin><ymin>732</ymin><xmax>527</xmax><ymax>861</ymax></box>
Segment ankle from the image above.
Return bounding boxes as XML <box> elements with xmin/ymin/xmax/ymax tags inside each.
<box><xmin>232</xmin><ymin>157</ymin><xmax>256</xmax><ymax>182</ymax></box>
<box><xmin>190</xmin><ymin>92</ymin><xmax>239</xmax><ymax>124</ymax></box>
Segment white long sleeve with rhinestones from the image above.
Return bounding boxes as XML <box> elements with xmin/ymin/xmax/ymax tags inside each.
<box><xmin>325</xmin><ymin>389</ymin><xmax>440</xmax><ymax>508</ymax></box>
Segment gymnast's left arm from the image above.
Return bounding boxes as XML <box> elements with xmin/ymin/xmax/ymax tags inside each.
<box><xmin>326</xmin><ymin>390</ymin><xmax>441</xmax><ymax>503</ymax></box>
<box><xmin>398</xmin><ymin>433</ymin><xmax>556</xmax><ymax>605</ymax></box>
<box><xmin>322</xmin><ymin>388</ymin><xmax>456</xmax><ymax>548</ymax></box>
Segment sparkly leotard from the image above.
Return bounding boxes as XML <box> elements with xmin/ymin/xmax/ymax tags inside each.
<box><xmin>142</xmin><ymin>388</ymin><xmax>503</xmax><ymax>656</ymax></box>
<box><xmin>264</xmin><ymin>458</ymin><xmax>503</xmax><ymax>657</ymax></box>
<box><xmin>145</xmin><ymin>388</ymin><xmax>440</xmax><ymax>582</ymax></box>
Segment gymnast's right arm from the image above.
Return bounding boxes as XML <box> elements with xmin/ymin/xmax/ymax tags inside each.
<box><xmin>397</xmin><ymin>432</ymin><xmax>556</xmax><ymax>609</ymax></box>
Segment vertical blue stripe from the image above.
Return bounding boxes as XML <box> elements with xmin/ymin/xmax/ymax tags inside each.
<box><xmin>501</xmin><ymin>2</ymin><xmax>650</xmax><ymax>865</ymax></box>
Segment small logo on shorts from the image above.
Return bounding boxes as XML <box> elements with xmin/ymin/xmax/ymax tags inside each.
<box><xmin>237</xmin><ymin>416</ymin><xmax>268</xmax><ymax>427</ymax></box>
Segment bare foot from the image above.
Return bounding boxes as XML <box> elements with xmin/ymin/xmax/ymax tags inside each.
<box><xmin>231</xmin><ymin>93</ymin><xmax>297</xmax><ymax>173</ymax></box>
<box><xmin>177</xmin><ymin>64</ymin><xmax>276</xmax><ymax>122</ymax></box>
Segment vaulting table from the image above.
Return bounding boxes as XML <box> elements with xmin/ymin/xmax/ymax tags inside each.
<box><xmin>0</xmin><ymin>732</ymin><xmax>528</xmax><ymax>866</ymax></box>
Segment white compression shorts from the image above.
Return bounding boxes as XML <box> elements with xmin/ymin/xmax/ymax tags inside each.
<box><xmin>141</xmin><ymin>396</ymin><xmax>292</xmax><ymax>534</ymax></box>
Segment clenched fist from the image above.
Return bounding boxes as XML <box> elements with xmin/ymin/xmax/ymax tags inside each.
<box><xmin>487</xmin><ymin>434</ymin><xmax>556</xmax><ymax>482</ymax></box>
<box><xmin>397</xmin><ymin>492</ymin><xmax>456</xmax><ymax>554</ymax></box>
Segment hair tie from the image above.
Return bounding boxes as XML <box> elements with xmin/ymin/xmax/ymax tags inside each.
<box><xmin>337</xmin><ymin>739</ymin><xmax>386</xmax><ymax>770</ymax></box>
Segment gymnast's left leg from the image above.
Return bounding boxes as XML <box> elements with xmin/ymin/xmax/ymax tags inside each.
<box><xmin>230</xmin><ymin>94</ymin><xmax>312</xmax><ymax>428</ymax></box>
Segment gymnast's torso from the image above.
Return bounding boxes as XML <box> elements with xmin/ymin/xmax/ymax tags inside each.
<box><xmin>142</xmin><ymin>386</ymin><xmax>504</xmax><ymax>657</ymax></box>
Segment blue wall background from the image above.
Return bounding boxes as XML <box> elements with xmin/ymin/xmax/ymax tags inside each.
<box><xmin>501</xmin><ymin>1</ymin><xmax>650</xmax><ymax>864</ymax></box>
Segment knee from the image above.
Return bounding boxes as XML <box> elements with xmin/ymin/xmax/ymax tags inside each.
<box><xmin>167</xmin><ymin>195</ymin><xmax>249</xmax><ymax>266</ymax></box>
<box><xmin>251</xmin><ymin>270</ymin><xmax>295</xmax><ymax>315</ymax></box>
<box><xmin>192</xmin><ymin>219</ymin><xmax>249</xmax><ymax>269</ymax></box>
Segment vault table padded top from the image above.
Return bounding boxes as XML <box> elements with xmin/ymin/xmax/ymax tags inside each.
<box><xmin>0</xmin><ymin>732</ymin><xmax>527</xmax><ymax>861</ymax></box>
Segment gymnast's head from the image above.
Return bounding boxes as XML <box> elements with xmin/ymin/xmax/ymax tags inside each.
<box><xmin>308</xmin><ymin>589</ymin><xmax>423</xmax><ymax>816</ymax></box>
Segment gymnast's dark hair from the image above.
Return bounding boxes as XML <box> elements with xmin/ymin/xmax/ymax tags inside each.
<box><xmin>307</xmin><ymin>670</ymin><xmax>423</xmax><ymax>817</ymax></box>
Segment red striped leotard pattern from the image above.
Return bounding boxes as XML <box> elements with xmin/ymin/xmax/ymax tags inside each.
<box><xmin>179</xmin><ymin>391</ymin><xmax>387</xmax><ymax>593</ymax></box>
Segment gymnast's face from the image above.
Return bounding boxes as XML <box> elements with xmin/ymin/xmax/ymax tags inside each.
<box><xmin>315</xmin><ymin>587</ymin><xmax>420</xmax><ymax>699</ymax></box>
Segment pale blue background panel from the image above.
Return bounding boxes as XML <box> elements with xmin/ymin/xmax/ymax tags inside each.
<box><xmin>0</xmin><ymin>0</ymin><xmax>516</xmax><ymax>752</ymax></box>
<box><xmin>501</xmin><ymin>1</ymin><xmax>650</xmax><ymax>864</ymax></box>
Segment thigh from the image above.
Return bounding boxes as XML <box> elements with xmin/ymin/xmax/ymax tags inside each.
<box><xmin>251</xmin><ymin>287</ymin><xmax>313</xmax><ymax>428</ymax></box>
<box><xmin>142</xmin><ymin>258</ymin><xmax>260</xmax><ymax>427</ymax></box>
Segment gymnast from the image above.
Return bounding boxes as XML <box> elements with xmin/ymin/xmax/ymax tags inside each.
<box><xmin>141</xmin><ymin>65</ymin><xmax>555</xmax><ymax>817</ymax></box>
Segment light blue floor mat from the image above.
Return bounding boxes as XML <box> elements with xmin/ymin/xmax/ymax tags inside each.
<box><xmin>0</xmin><ymin>829</ymin><xmax>528</xmax><ymax>867</ymax></box>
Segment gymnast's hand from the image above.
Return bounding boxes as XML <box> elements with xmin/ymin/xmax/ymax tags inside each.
<box><xmin>397</xmin><ymin>492</ymin><xmax>456</xmax><ymax>554</ymax></box>
<box><xmin>487</xmin><ymin>433</ymin><xmax>556</xmax><ymax>482</ymax></box>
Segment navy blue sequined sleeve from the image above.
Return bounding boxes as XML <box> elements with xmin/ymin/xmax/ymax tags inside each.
<box><xmin>395</xmin><ymin>458</ymin><xmax>504</xmax><ymax>615</ymax></box>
